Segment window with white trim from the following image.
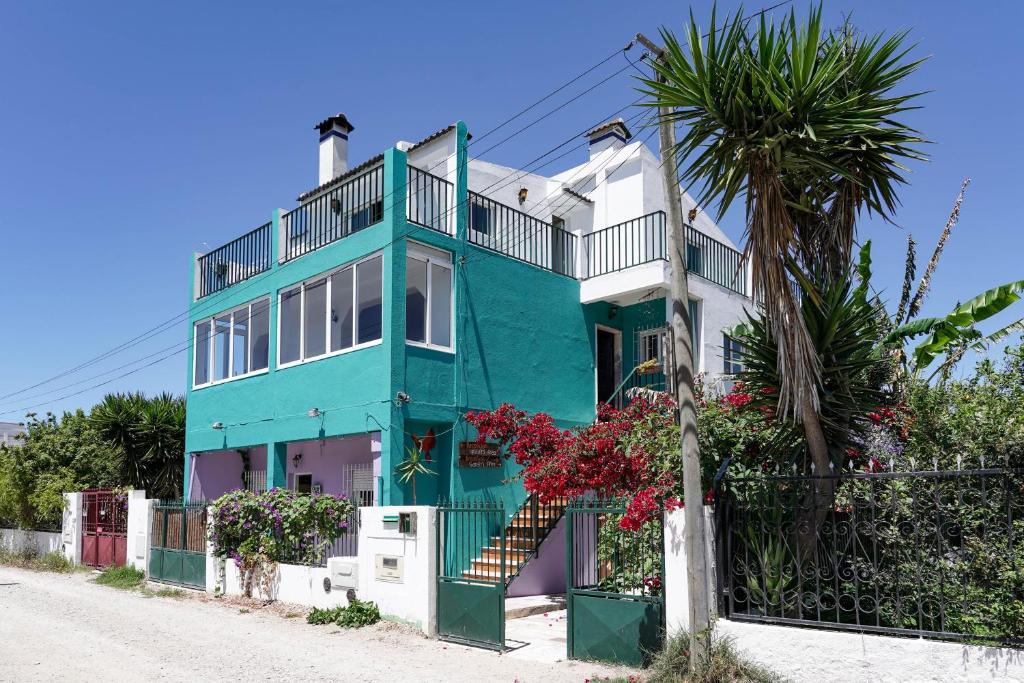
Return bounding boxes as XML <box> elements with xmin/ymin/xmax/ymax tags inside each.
<box><xmin>193</xmin><ymin>297</ymin><xmax>270</xmax><ymax>388</ymax></box>
<box><xmin>278</xmin><ymin>253</ymin><xmax>383</xmax><ymax>367</ymax></box>
<box><xmin>406</xmin><ymin>244</ymin><xmax>453</xmax><ymax>349</ymax></box>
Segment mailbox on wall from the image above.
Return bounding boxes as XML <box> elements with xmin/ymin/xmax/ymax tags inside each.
<box><xmin>374</xmin><ymin>554</ymin><xmax>404</xmax><ymax>583</ymax></box>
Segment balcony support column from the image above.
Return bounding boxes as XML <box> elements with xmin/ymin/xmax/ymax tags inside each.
<box><xmin>267</xmin><ymin>442</ymin><xmax>287</xmax><ymax>490</ymax></box>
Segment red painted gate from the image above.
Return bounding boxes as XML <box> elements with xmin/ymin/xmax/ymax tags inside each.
<box><xmin>82</xmin><ymin>488</ymin><xmax>127</xmax><ymax>568</ymax></box>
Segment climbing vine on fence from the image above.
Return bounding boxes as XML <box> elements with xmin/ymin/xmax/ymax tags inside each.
<box><xmin>209</xmin><ymin>488</ymin><xmax>354</xmax><ymax>597</ymax></box>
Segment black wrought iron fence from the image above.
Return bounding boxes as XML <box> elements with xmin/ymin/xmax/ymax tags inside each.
<box><xmin>197</xmin><ymin>222</ymin><xmax>273</xmax><ymax>298</ymax></box>
<box><xmin>718</xmin><ymin>468</ymin><xmax>1024</xmax><ymax>645</ymax></box>
<box><xmin>468</xmin><ymin>191</ymin><xmax>576</xmax><ymax>277</ymax></box>
<box><xmin>282</xmin><ymin>164</ymin><xmax>384</xmax><ymax>262</ymax></box>
<box><xmin>407</xmin><ymin>165</ymin><xmax>454</xmax><ymax>235</ymax></box>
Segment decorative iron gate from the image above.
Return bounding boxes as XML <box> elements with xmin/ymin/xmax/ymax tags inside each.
<box><xmin>149</xmin><ymin>500</ymin><xmax>207</xmax><ymax>589</ymax></box>
<box><xmin>566</xmin><ymin>498</ymin><xmax>665</xmax><ymax>666</ymax></box>
<box><xmin>82</xmin><ymin>488</ymin><xmax>127</xmax><ymax>568</ymax></box>
<box><xmin>436</xmin><ymin>499</ymin><xmax>506</xmax><ymax>650</ymax></box>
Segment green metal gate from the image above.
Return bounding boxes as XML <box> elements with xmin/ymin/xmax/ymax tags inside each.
<box><xmin>566</xmin><ymin>497</ymin><xmax>665</xmax><ymax>667</ymax></box>
<box><xmin>436</xmin><ymin>499</ymin><xmax>506</xmax><ymax>650</ymax></box>
<box><xmin>149</xmin><ymin>500</ymin><xmax>207</xmax><ymax>589</ymax></box>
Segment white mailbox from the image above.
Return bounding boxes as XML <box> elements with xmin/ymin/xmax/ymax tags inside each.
<box><xmin>374</xmin><ymin>554</ymin><xmax>404</xmax><ymax>583</ymax></box>
<box><xmin>328</xmin><ymin>558</ymin><xmax>359</xmax><ymax>590</ymax></box>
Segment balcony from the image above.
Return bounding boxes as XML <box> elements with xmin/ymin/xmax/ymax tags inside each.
<box><xmin>194</xmin><ymin>163</ymin><xmax>744</xmax><ymax>302</ymax></box>
<box><xmin>580</xmin><ymin>211</ymin><xmax>747</xmax><ymax>302</ymax></box>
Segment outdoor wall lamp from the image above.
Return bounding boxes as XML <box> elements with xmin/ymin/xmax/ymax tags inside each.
<box><xmin>330</xmin><ymin>197</ymin><xmax>341</xmax><ymax>214</ymax></box>
<box><xmin>608</xmin><ymin>304</ymin><xmax>619</xmax><ymax>320</ymax></box>
<box><xmin>396</xmin><ymin>391</ymin><xmax>411</xmax><ymax>404</ymax></box>
<box><xmin>211</xmin><ymin>421</ymin><xmax>224</xmax><ymax>430</ymax></box>
<box><xmin>518</xmin><ymin>187</ymin><xmax>528</xmax><ymax>204</ymax></box>
<box><xmin>293</xmin><ymin>452</ymin><xmax>303</xmax><ymax>466</ymax></box>
<box><xmin>308</xmin><ymin>407</ymin><xmax>321</xmax><ymax>418</ymax></box>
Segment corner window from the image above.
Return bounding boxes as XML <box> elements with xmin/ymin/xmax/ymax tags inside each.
<box><xmin>406</xmin><ymin>245</ymin><xmax>453</xmax><ymax>349</ymax></box>
<box><xmin>193</xmin><ymin>297</ymin><xmax>270</xmax><ymax>388</ymax></box>
<box><xmin>723</xmin><ymin>334</ymin><xmax>744</xmax><ymax>375</ymax></box>
<box><xmin>278</xmin><ymin>253</ymin><xmax>383</xmax><ymax>367</ymax></box>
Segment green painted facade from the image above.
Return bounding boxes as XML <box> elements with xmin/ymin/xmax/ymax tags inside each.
<box><xmin>184</xmin><ymin>121</ymin><xmax>666</xmax><ymax>511</ymax></box>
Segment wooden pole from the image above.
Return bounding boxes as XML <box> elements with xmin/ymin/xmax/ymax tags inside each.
<box><xmin>636</xmin><ymin>31</ymin><xmax>711</xmax><ymax>667</ymax></box>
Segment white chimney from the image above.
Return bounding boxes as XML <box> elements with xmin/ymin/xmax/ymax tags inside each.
<box><xmin>316</xmin><ymin>113</ymin><xmax>354</xmax><ymax>185</ymax></box>
<box><xmin>585</xmin><ymin>118</ymin><xmax>631</xmax><ymax>160</ymax></box>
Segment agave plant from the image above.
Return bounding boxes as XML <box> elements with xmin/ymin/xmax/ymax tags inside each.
<box><xmin>394</xmin><ymin>444</ymin><xmax>436</xmax><ymax>505</ymax></box>
<box><xmin>640</xmin><ymin>4</ymin><xmax>926</xmax><ymax>481</ymax></box>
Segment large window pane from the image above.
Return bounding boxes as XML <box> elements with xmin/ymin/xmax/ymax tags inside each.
<box><xmin>429</xmin><ymin>263</ymin><xmax>452</xmax><ymax>347</ymax></box>
<box><xmin>280</xmin><ymin>286</ymin><xmax>302</xmax><ymax>364</ymax></box>
<box><xmin>405</xmin><ymin>256</ymin><xmax>427</xmax><ymax>343</ymax></box>
<box><xmin>356</xmin><ymin>256</ymin><xmax>382</xmax><ymax>344</ymax></box>
<box><xmin>213</xmin><ymin>315</ymin><xmax>231</xmax><ymax>381</ymax></box>
<box><xmin>304</xmin><ymin>278</ymin><xmax>327</xmax><ymax>358</ymax></box>
<box><xmin>250</xmin><ymin>299</ymin><xmax>269</xmax><ymax>371</ymax></box>
<box><xmin>194</xmin><ymin>320</ymin><xmax>210</xmax><ymax>385</ymax></box>
<box><xmin>231</xmin><ymin>307</ymin><xmax>249</xmax><ymax>377</ymax></box>
<box><xmin>330</xmin><ymin>268</ymin><xmax>354</xmax><ymax>351</ymax></box>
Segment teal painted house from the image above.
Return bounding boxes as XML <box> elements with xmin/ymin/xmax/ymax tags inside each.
<box><xmin>183</xmin><ymin>114</ymin><xmax>750</xmax><ymax>522</ymax></box>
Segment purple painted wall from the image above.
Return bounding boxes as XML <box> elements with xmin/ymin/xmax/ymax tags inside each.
<box><xmin>507</xmin><ymin>515</ymin><xmax>568</xmax><ymax>598</ymax></box>
<box><xmin>285</xmin><ymin>434</ymin><xmax>375</xmax><ymax>497</ymax></box>
<box><xmin>189</xmin><ymin>446</ymin><xmax>267</xmax><ymax>501</ymax></box>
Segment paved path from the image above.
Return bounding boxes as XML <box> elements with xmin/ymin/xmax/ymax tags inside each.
<box><xmin>0</xmin><ymin>566</ymin><xmax>632</xmax><ymax>682</ymax></box>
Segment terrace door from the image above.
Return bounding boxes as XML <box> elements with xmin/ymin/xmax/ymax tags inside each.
<box><xmin>596</xmin><ymin>327</ymin><xmax>621</xmax><ymax>405</ymax></box>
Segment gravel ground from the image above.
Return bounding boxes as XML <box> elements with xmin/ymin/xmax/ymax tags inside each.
<box><xmin>0</xmin><ymin>565</ymin><xmax>634</xmax><ymax>682</ymax></box>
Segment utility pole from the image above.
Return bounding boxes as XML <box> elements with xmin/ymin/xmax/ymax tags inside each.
<box><xmin>635</xmin><ymin>32</ymin><xmax>711</xmax><ymax>665</ymax></box>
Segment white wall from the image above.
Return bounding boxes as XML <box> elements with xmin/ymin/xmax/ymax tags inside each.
<box><xmin>717</xmin><ymin>619</ymin><xmax>1024</xmax><ymax>682</ymax></box>
<box><xmin>206</xmin><ymin>506</ymin><xmax>438</xmax><ymax>635</ymax></box>
<box><xmin>357</xmin><ymin>506</ymin><xmax>437</xmax><ymax>635</ymax></box>
<box><xmin>61</xmin><ymin>491</ymin><xmax>82</xmax><ymax>564</ymax></box>
<box><xmin>125</xmin><ymin>491</ymin><xmax>152</xmax><ymax>573</ymax></box>
<box><xmin>0</xmin><ymin>528</ymin><xmax>62</xmax><ymax>555</ymax></box>
<box><xmin>663</xmin><ymin>507</ymin><xmax>1024</xmax><ymax>682</ymax></box>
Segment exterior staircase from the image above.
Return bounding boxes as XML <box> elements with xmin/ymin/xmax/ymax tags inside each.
<box><xmin>462</xmin><ymin>495</ymin><xmax>569</xmax><ymax>583</ymax></box>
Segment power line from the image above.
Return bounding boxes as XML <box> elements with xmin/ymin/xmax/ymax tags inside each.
<box><xmin>1</xmin><ymin>102</ymin><xmax>651</xmax><ymax>414</ymax></box>
<box><xmin>0</xmin><ymin>47</ymin><xmax>640</xmax><ymax>405</ymax></box>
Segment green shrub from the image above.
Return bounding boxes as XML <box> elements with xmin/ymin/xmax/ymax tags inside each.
<box><xmin>336</xmin><ymin>599</ymin><xmax>380</xmax><ymax>628</ymax></box>
<box><xmin>95</xmin><ymin>565</ymin><xmax>146</xmax><ymax>589</ymax></box>
<box><xmin>646</xmin><ymin>631</ymin><xmax>787</xmax><ymax>683</ymax></box>
<box><xmin>306</xmin><ymin>599</ymin><xmax>381</xmax><ymax>628</ymax></box>
<box><xmin>0</xmin><ymin>547</ymin><xmax>76</xmax><ymax>573</ymax></box>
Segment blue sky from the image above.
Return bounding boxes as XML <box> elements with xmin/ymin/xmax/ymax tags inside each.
<box><xmin>0</xmin><ymin>0</ymin><xmax>1021</xmax><ymax>420</ymax></box>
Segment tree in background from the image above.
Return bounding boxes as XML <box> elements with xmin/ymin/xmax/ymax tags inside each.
<box><xmin>91</xmin><ymin>392</ymin><xmax>185</xmax><ymax>500</ymax></box>
<box><xmin>0</xmin><ymin>410</ymin><xmax>118</xmax><ymax>529</ymax></box>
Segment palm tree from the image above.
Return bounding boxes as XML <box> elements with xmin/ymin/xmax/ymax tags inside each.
<box><xmin>641</xmin><ymin>5</ymin><xmax>926</xmax><ymax>478</ymax></box>
<box><xmin>91</xmin><ymin>392</ymin><xmax>185</xmax><ymax>499</ymax></box>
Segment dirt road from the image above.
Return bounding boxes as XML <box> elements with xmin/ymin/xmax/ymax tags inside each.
<box><xmin>0</xmin><ymin>566</ymin><xmax>629</xmax><ymax>682</ymax></box>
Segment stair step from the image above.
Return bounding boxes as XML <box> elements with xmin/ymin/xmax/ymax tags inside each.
<box><xmin>471</xmin><ymin>557</ymin><xmax>522</xmax><ymax>570</ymax></box>
<box><xmin>493</xmin><ymin>536</ymin><xmax>538</xmax><ymax>549</ymax></box>
<box><xmin>481</xmin><ymin>547</ymin><xmax>530</xmax><ymax>562</ymax></box>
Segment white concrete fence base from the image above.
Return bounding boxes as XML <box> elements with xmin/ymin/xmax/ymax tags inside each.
<box><xmin>208</xmin><ymin>505</ymin><xmax>437</xmax><ymax>636</ymax></box>
<box><xmin>0</xmin><ymin>528</ymin><xmax>62</xmax><ymax>556</ymax></box>
<box><xmin>663</xmin><ymin>506</ymin><xmax>1024</xmax><ymax>682</ymax></box>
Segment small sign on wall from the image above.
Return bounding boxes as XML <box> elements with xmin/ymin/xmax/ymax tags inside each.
<box><xmin>458</xmin><ymin>441</ymin><xmax>501</xmax><ymax>468</ymax></box>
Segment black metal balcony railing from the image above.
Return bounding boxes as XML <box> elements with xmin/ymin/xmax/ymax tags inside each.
<box><xmin>582</xmin><ymin>211</ymin><xmax>666</xmax><ymax>279</ymax></box>
<box><xmin>407</xmin><ymin>166</ymin><xmax>454</xmax><ymax>235</ymax></box>
<box><xmin>468</xmin><ymin>191</ymin><xmax>577</xmax><ymax>277</ymax></box>
<box><xmin>581</xmin><ymin>211</ymin><xmax>747</xmax><ymax>296</ymax></box>
<box><xmin>196</xmin><ymin>222</ymin><xmax>273</xmax><ymax>298</ymax></box>
<box><xmin>281</xmin><ymin>164</ymin><xmax>384</xmax><ymax>262</ymax></box>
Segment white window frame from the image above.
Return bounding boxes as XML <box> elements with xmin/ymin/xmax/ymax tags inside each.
<box><xmin>192</xmin><ymin>296</ymin><xmax>271</xmax><ymax>390</ymax></box>
<box><xmin>276</xmin><ymin>251</ymin><xmax>384</xmax><ymax>370</ymax></box>
<box><xmin>637</xmin><ymin>329</ymin><xmax>665</xmax><ymax>373</ymax></box>
<box><xmin>405</xmin><ymin>243</ymin><xmax>454</xmax><ymax>353</ymax></box>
